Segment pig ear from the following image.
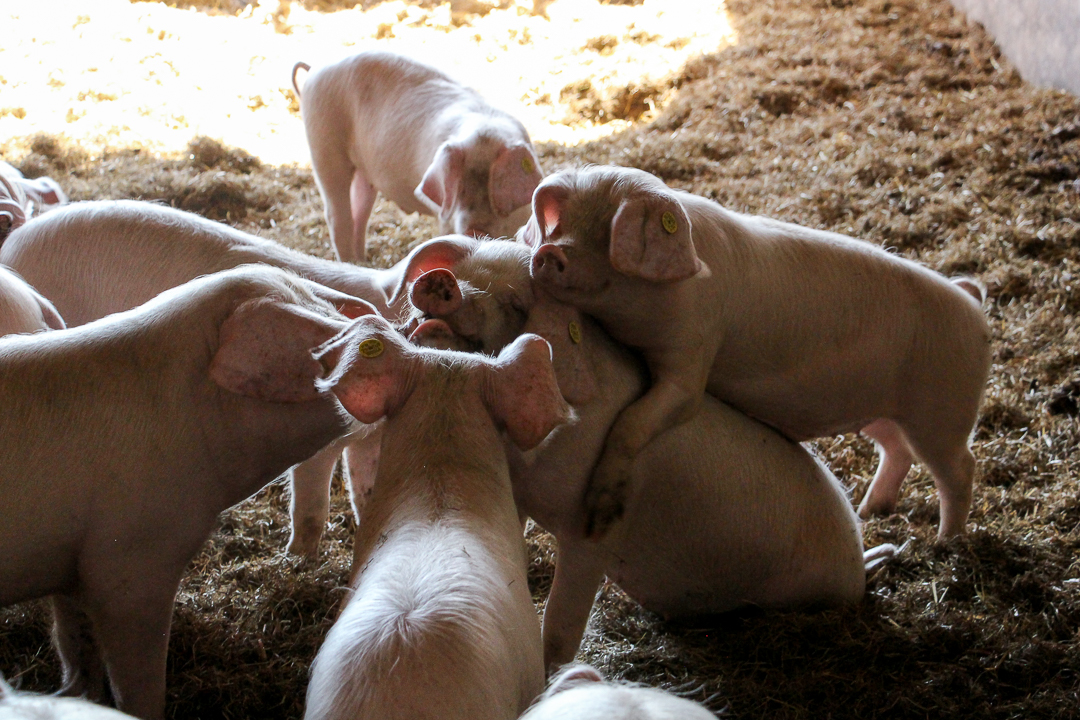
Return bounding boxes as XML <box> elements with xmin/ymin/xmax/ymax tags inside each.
<box><xmin>22</xmin><ymin>176</ymin><xmax>67</xmax><ymax>207</ymax></box>
<box><xmin>410</xmin><ymin>268</ymin><xmax>462</xmax><ymax>317</ymax></box>
<box><xmin>533</xmin><ymin>184</ymin><xmax>569</xmax><ymax>240</ymax></box>
<box><xmin>609</xmin><ymin>193</ymin><xmax>703</xmax><ymax>283</ymax></box>
<box><xmin>211</xmin><ymin>297</ymin><xmax>347</xmax><ymax>402</ymax></box>
<box><xmin>415</xmin><ymin>143</ymin><xmax>465</xmax><ymax>214</ymax></box>
<box><xmin>545</xmin><ymin>664</ymin><xmax>604</xmax><ymax>698</ymax></box>
<box><xmin>313</xmin><ymin>317</ymin><xmax>411</xmax><ymax>423</ymax></box>
<box><xmin>36</xmin><ymin>294</ymin><xmax>66</xmax><ymax>330</ymax></box>
<box><xmin>484</xmin><ymin>334</ymin><xmax>572</xmax><ymax>450</ymax></box>
<box><xmin>389</xmin><ymin>235</ymin><xmax>478</xmax><ymax>306</ymax></box>
<box><xmin>488</xmin><ymin>145</ymin><xmax>542</xmax><ymax>217</ymax></box>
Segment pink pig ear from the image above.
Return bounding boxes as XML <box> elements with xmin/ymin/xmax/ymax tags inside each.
<box><xmin>210</xmin><ymin>297</ymin><xmax>347</xmax><ymax>402</ymax></box>
<box><xmin>410</xmin><ymin>268</ymin><xmax>463</xmax><ymax>317</ymax></box>
<box><xmin>533</xmin><ymin>184</ymin><xmax>569</xmax><ymax>239</ymax></box>
<box><xmin>488</xmin><ymin>144</ymin><xmax>542</xmax><ymax>217</ymax></box>
<box><xmin>415</xmin><ymin>143</ymin><xmax>465</xmax><ymax>214</ymax></box>
<box><xmin>389</xmin><ymin>234</ymin><xmax>478</xmax><ymax>306</ymax></box>
<box><xmin>609</xmin><ymin>193</ymin><xmax>703</xmax><ymax>282</ymax></box>
<box><xmin>545</xmin><ymin>664</ymin><xmax>604</xmax><ymax>697</ymax></box>
<box><xmin>484</xmin><ymin>333</ymin><xmax>573</xmax><ymax>450</ymax></box>
<box><xmin>312</xmin><ymin>317</ymin><xmax>410</xmax><ymax>423</ymax></box>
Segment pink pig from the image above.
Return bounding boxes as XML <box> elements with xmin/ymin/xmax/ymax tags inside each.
<box><xmin>0</xmin><ymin>265</ymin><xmax>65</xmax><ymax>336</ymax></box>
<box><xmin>526</xmin><ymin>166</ymin><xmax>991</xmax><ymax>538</ymax></box>
<box><xmin>0</xmin><ymin>199</ymin><xmax>413</xmax><ymax>559</ymax></box>
<box><xmin>520</xmin><ymin>664</ymin><xmax>716</xmax><ymax>720</ymax></box>
<box><xmin>0</xmin><ymin>678</ymin><xmax>138</xmax><ymax>720</ymax></box>
<box><xmin>0</xmin><ymin>161</ymin><xmax>67</xmax><ymax>241</ymax></box>
<box><xmin>407</xmin><ymin>238</ymin><xmax>892</xmax><ymax>668</ymax></box>
<box><xmin>292</xmin><ymin>51</ymin><xmax>543</xmax><ymax>263</ymax></box>
<box><xmin>303</xmin><ymin>315</ymin><xmax>569</xmax><ymax>720</ymax></box>
<box><xmin>0</xmin><ymin>265</ymin><xmax>373</xmax><ymax>719</ymax></box>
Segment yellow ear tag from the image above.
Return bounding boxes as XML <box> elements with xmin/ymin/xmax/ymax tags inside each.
<box><xmin>568</xmin><ymin>321</ymin><xmax>582</xmax><ymax>344</ymax></box>
<box><xmin>521</xmin><ymin>156</ymin><xmax>534</xmax><ymax>174</ymax></box>
<box><xmin>358</xmin><ymin>338</ymin><xmax>384</xmax><ymax>358</ymax></box>
<box><xmin>661</xmin><ymin>211</ymin><xmax>678</xmax><ymax>234</ymax></box>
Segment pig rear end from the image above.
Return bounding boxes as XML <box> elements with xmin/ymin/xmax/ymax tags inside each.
<box><xmin>304</xmin><ymin>523</ymin><xmax>541</xmax><ymax>720</ymax></box>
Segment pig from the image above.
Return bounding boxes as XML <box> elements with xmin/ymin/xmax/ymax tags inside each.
<box><xmin>0</xmin><ymin>199</ymin><xmax>413</xmax><ymax>559</ymax></box>
<box><xmin>0</xmin><ymin>264</ymin><xmax>373</xmax><ymax>719</ymax></box>
<box><xmin>520</xmin><ymin>664</ymin><xmax>716</xmax><ymax>720</ymax></box>
<box><xmin>0</xmin><ymin>677</ymin><xmax>137</xmax><ymax>720</ymax></box>
<box><xmin>0</xmin><ymin>161</ymin><xmax>67</xmax><ymax>241</ymax></box>
<box><xmin>526</xmin><ymin>165</ymin><xmax>992</xmax><ymax>538</ymax></box>
<box><xmin>303</xmin><ymin>315</ymin><xmax>570</xmax><ymax>720</ymax></box>
<box><xmin>408</xmin><ymin>239</ymin><xmax>893</xmax><ymax>668</ymax></box>
<box><xmin>292</xmin><ymin>51</ymin><xmax>543</xmax><ymax>263</ymax></box>
<box><xmin>0</xmin><ymin>265</ymin><xmax>65</xmax><ymax>336</ymax></box>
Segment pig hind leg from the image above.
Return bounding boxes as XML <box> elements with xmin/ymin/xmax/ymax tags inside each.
<box><xmin>51</xmin><ymin>595</ymin><xmax>108</xmax><ymax>701</ymax></box>
<box><xmin>311</xmin><ymin>150</ymin><xmax>370</xmax><ymax>264</ymax></box>
<box><xmin>902</xmin><ymin>422</ymin><xmax>976</xmax><ymax>538</ymax></box>
<box><xmin>857</xmin><ymin>419</ymin><xmax>915</xmax><ymax>520</ymax></box>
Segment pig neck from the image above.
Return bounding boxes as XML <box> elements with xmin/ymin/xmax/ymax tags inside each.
<box><xmin>515</xmin><ymin>312</ymin><xmax>646</xmax><ymax>538</ymax></box>
<box><xmin>350</xmin><ymin>367</ymin><xmax>522</xmax><ymax>576</ymax></box>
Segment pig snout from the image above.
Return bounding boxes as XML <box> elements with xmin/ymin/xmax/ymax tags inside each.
<box><xmin>531</xmin><ymin>244</ymin><xmax>568</xmax><ymax>280</ymax></box>
<box><xmin>410</xmin><ymin>268</ymin><xmax>463</xmax><ymax>317</ymax></box>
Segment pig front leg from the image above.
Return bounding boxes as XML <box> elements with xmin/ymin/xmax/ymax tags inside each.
<box><xmin>288</xmin><ymin>437</ymin><xmax>350</xmax><ymax>560</ymax></box>
<box><xmin>541</xmin><ymin>543</ymin><xmax>605</xmax><ymax>672</ymax></box>
<box><xmin>857</xmin><ymin>419</ymin><xmax>914</xmax><ymax>521</ymax></box>
<box><xmin>51</xmin><ymin>595</ymin><xmax>107</xmax><ymax>702</ymax></box>
<box><xmin>583</xmin><ymin>376</ymin><xmax>704</xmax><ymax>538</ymax></box>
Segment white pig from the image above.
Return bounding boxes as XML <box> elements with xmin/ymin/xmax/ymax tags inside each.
<box><xmin>0</xmin><ymin>265</ymin><xmax>65</xmax><ymax>336</ymax></box>
<box><xmin>407</xmin><ymin>240</ymin><xmax>890</xmax><ymax>668</ymax></box>
<box><xmin>0</xmin><ymin>199</ymin><xmax>411</xmax><ymax>559</ymax></box>
<box><xmin>0</xmin><ymin>677</ymin><xmax>138</xmax><ymax>720</ymax></box>
<box><xmin>303</xmin><ymin>315</ymin><xmax>570</xmax><ymax>720</ymax></box>
<box><xmin>520</xmin><ymin>664</ymin><xmax>717</xmax><ymax>720</ymax></box>
<box><xmin>292</xmin><ymin>51</ymin><xmax>543</xmax><ymax>262</ymax></box>
<box><xmin>0</xmin><ymin>265</ymin><xmax>373</xmax><ymax>719</ymax></box>
<box><xmin>0</xmin><ymin>161</ymin><xmax>67</xmax><ymax>241</ymax></box>
<box><xmin>526</xmin><ymin>165</ymin><xmax>991</xmax><ymax>538</ymax></box>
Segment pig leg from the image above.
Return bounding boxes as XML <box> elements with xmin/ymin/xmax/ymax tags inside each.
<box><xmin>583</xmin><ymin>376</ymin><xmax>703</xmax><ymax>538</ymax></box>
<box><xmin>348</xmin><ymin>171</ymin><xmax>377</xmax><ymax>263</ymax></box>
<box><xmin>343</xmin><ymin>422</ymin><xmax>383</xmax><ymax>526</ymax></box>
<box><xmin>541</xmin><ymin>544</ymin><xmax>605</xmax><ymax>671</ymax></box>
<box><xmin>51</xmin><ymin>595</ymin><xmax>107</xmax><ymax>701</ymax></box>
<box><xmin>902</xmin><ymin>422</ymin><xmax>976</xmax><ymax>538</ymax></box>
<box><xmin>287</xmin><ymin>438</ymin><xmax>348</xmax><ymax>560</ymax></box>
<box><xmin>85</xmin><ymin>572</ymin><xmax>183</xmax><ymax>719</ymax></box>
<box><xmin>310</xmin><ymin>148</ymin><xmax>369</xmax><ymax>264</ymax></box>
<box><xmin>857</xmin><ymin>419</ymin><xmax>915</xmax><ymax>520</ymax></box>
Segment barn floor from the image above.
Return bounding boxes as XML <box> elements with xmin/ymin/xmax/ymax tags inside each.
<box><xmin>2</xmin><ymin>0</ymin><xmax>1079</xmax><ymax>718</ymax></box>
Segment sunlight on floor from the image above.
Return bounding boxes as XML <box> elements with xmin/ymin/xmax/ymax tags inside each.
<box><xmin>0</xmin><ymin>0</ymin><xmax>737</xmax><ymax>165</ymax></box>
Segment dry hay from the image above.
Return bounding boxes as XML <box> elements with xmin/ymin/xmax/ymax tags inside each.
<box><xmin>2</xmin><ymin>0</ymin><xmax>1080</xmax><ymax>718</ymax></box>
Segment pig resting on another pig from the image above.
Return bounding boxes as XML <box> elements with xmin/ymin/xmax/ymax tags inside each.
<box><xmin>0</xmin><ymin>161</ymin><xmax>67</xmax><ymax>241</ymax></box>
<box><xmin>408</xmin><ymin>237</ymin><xmax>892</xmax><ymax>668</ymax></box>
<box><xmin>304</xmin><ymin>315</ymin><xmax>570</xmax><ymax>720</ymax></box>
<box><xmin>293</xmin><ymin>51</ymin><xmax>543</xmax><ymax>262</ymax></box>
<box><xmin>0</xmin><ymin>265</ymin><xmax>371</xmax><ymax>719</ymax></box>
<box><xmin>526</xmin><ymin>165</ymin><xmax>991</xmax><ymax>538</ymax></box>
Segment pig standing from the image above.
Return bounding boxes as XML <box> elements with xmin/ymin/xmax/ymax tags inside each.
<box><xmin>526</xmin><ymin>165</ymin><xmax>991</xmax><ymax>538</ymax></box>
<box><xmin>0</xmin><ymin>199</ymin><xmax>413</xmax><ymax>558</ymax></box>
<box><xmin>304</xmin><ymin>315</ymin><xmax>569</xmax><ymax>720</ymax></box>
<box><xmin>0</xmin><ymin>265</ymin><xmax>372</xmax><ymax>719</ymax></box>
<box><xmin>0</xmin><ymin>265</ymin><xmax>65</xmax><ymax>336</ymax></box>
<box><xmin>520</xmin><ymin>664</ymin><xmax>716</xmax><ymax>720</ymax></box>
<box><xmin>292</xmin><ymin>51</ymin><xmax>543</xmax><ymax>263</ymax></box>
<box><xmin>408</xmin><ymin>238</ymin><xmax>890</xmax><ymax>668</ymax></box>
<box><xmin>0</xmin><ymin>161</ymin><xmax>67</xmax><ymax>241</ymax></box>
